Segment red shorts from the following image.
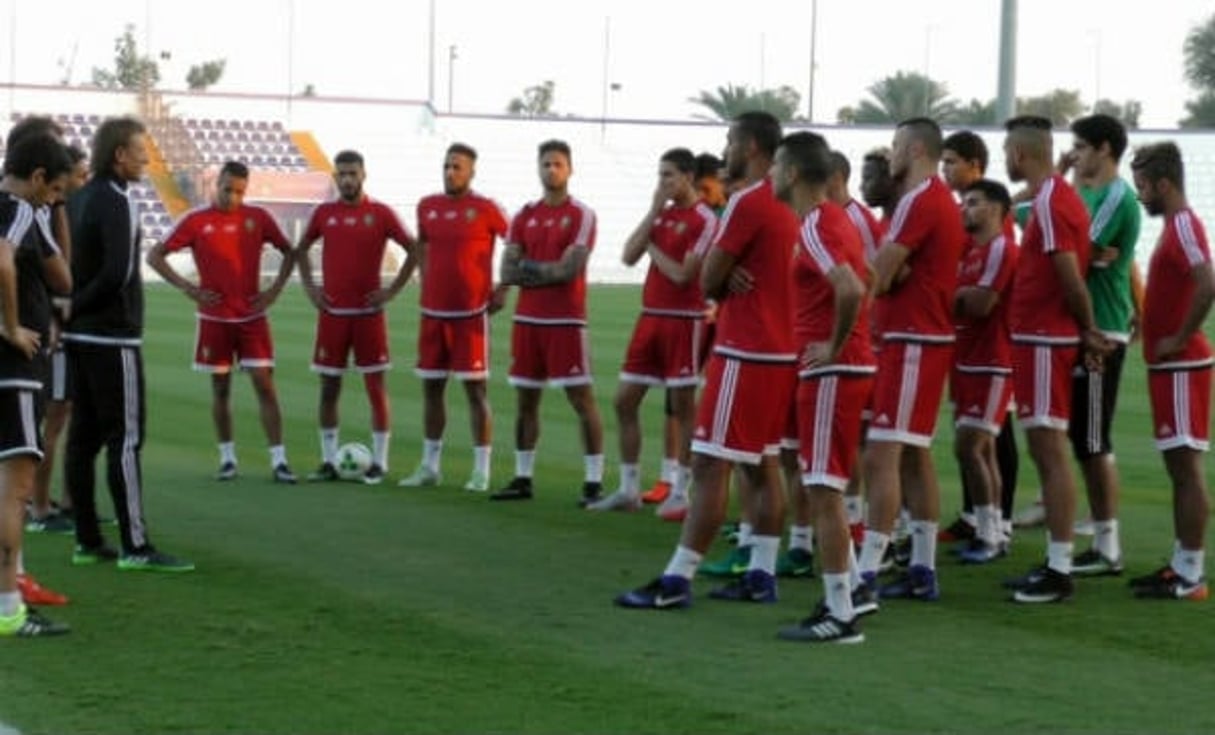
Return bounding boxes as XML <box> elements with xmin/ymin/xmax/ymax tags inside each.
<box><xmin>416</xmin><ymin>313</ymin><xmax>490</xmax><ymax>381</ymax></box>
<box><xmin>312</xmin><ymin>310</ymin><xmax>390</xmax><ymax>375</ymax></box>
<box><xmin>691</xmin><ymin>355</ymin><xmax>796</xmax><ymax>465</ymax></box>
<box><xmin>619</xmin><ymin>314</ymin><xmax>704</xmax><ymax>387</ymax></box>
<box><xmin>508</xmin><ymin>322</ymin><xmax>591</xmax><ymax>388</ymax></box>
<box><xmin>797</xmin><ymin>373</ymin><xmax>874</xmax><ymax>490</ymax></box>
<box><xmin>867</xmin><ymin>340</ymin><xmax>952</xmax><ymax>447</ymax></box>
<box><xmin>698</xmin><ymin>320</ymin><xmax>717</xmax><ymax>373</ymax></box>
<box><xmin>194</xmin><ymin>316</ymin><xmax>274</xmax><ymax>373</ymax></box>
<box><xmin>1149</xmin><ymin>367</ymin><xmax>1212</xmax><ymax>451</ymax></box>
<box><xmin>952</xmin><ymin>369</ymin><xmax>1014</xmax><ymax>435</ymax></box>
<box><xmin>1012</xmin><ymin>342</ymin><xmax>1078</xmax><ymax>430</ymax></box>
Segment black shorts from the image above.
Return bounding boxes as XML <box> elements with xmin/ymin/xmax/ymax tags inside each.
<box><xmin>1069</xmin><ymin>342</ymin><xmax>1126</xmax><ymax>459</ymax></box>
<box><xmin>0</xmin><ymin>388</ymin><xmax>43</xmax><ymax>461</ymax></box>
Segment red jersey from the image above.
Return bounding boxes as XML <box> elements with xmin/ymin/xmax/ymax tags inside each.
<box><xmin>1009</xmin><ymin>175</ymin><xmax>1091</xmax><ymax>343</ymax></box>
<box><xmin>162</xmin><ymin>204</ymin><xmax>291</xmax><ymax>322</ymax></box>
<box><xmin>642</xmin><ymin>201</ymin><xmax>716</xmax><ymax>316</ymax></box>
<box><xmin>843</xmin><ymin>198</ymin><xmax>884</xmax><ymax>264</ymax></box>
<box><xmin>878</xmin><ymin>176</ymin><xmax>966</xmax><ymax>342</ymax></box>
<box><xmin>416</xmin><ymin>191</ymin><xmax>509</xmax><ymax>318</ymax></box>
<box><xmin>794</xmin><ymin>201</ymin><xmax>875</xmax><ymax>376</ymax></box>
<box><xmin>509</xmin><ymin>196</ymin><xmax>596</xmax><ymax>324</ymax></box>
<box><xmin>304</xmin><ymin>196</ymin><xmax>413</xmax><ymax>315</ymax></box>
<box><xmin>1143</xmin><ymin>208</ymin><xmax>1213</xmax><ymax>368</ymax></box>
<box><xmin>954</xmin><ymin>234</ymin><xmax>1018</xmax><ymax>371</ymax></box>
<box><xmin>710</xmin><ymin>179</ymin><xmax>797</xmax><ymax>361</ymax></box>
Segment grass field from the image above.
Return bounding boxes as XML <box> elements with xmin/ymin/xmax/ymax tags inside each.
<box><xmin>2</xmin><ymin>283</ymin><xmax>1214</xmax><ymax>735</ymax></box>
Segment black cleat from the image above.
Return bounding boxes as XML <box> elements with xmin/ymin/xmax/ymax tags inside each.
<box><xmin>489</xmin><ymin>476</ymin><xmax>533</xmax><ymax>501</ymax></box>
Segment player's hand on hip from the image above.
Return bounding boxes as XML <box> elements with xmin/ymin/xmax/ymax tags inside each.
<box><xmin>365</xmin><ymin>288</ymin><xmax>394</xmax><ymax>308</ymax></box>
<box><xmin>727</xmin><ymin>266</ymin><xmax>754</xmax><ymax>295</ymax></box>
<box><xmin>2</xmin><ymin>326</ymin><xmax>41</xmax><ymax>360</ymax></box>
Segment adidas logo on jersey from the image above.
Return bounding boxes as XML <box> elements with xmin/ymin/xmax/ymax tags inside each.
<box><xmin>874</xmin><ymin>413</ymin><xmax>891</xmax><ymax>426</ymax></box>
<box><xmin>1159</xmin><ymin>423</ymin><xmax>1174</xmax><ymax>436</ymax></box>
<box><xmin>426</xmin><ymin>210</ymin><xmax>439</xmax><ymax>220</ymax></box>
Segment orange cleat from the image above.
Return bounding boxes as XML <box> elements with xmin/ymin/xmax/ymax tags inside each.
<box><xmin>849</xmin><ymin>522</ymin><xmax>866</xmax><ymax>548</ymax></box>
<box><xmin>17</xmin><ymin>574</ymin><xmax>69</xmax><ymax>606</ymax></box>
<box><xmin>640</xmin><ymin>480</ymin><xmax>671</xmax><ymax>505</ymax></box>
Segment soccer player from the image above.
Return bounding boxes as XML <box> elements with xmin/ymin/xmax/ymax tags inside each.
<box><xmin>64</xmin><ymin>116</ymin><xmax>194</xmax><ymax>572</ymax></box>
<box><xmin>1063</xmin><ymin>114</ymin><xmax>1141</xmax><ymax>577</ymax></box>
<box><xmin>770</xmin><ymin>132</ymin><xmax>875</xmax><ymax>643</ymax></box>
<box><xmin>1128</xmin><ymin>142</ymin><xmax>1212</xmax><ymax>601</ymax></box>
<box><xmin>146</xmin><ymin>161</ymin><xmax>297</xmax><ymax>484</ymax></box>
<box><xmin>397</xmin><ymin>143</ymin><xmax>509</xmax><ymax>493</ymax></box>
<box><xmin>938</xmin><ymin>131</ymin><xmax>1021</xmax><ymax>548</ymax></box>
<box><xmin>1001</xmin><ymin>116</ymin><xmax>1104</xmax><ymax>603</ymax></box>
<box><xmin>296</xmin><ymin>150</ymin><xmax>417</xmax><ymax>485</ymax></box>
<box><xmin>952</xmin><ymin>180</ymin><xmax>1019</xmax><ymax>563</ymax></box>
<box><xmin>0</xmin><ymin>132</ymin><xmax>74</xmax><ymax>636</ymax></box>
<box><xmin>493</xmin><ymin>140</ymin><xmax>604</xmax><ymax>504</ymax></box>
<box><xmin>615</xmin><ymin>111</ymin><xmax>798</xmax><ymax>608</ymax></box>
<box><xmin>588</xmin><ymin>148</ymin><xmax>715</xmax><ymax>512</ymax></box>
<box><xmin>855</xmin><ymin>118</ymin><xmax>966</xmax><ymax>601</ymax></box>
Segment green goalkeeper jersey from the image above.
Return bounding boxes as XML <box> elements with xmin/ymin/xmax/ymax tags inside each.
<box><xmin>1080</xmin><ymin>177</ymin><xmax>1140</xmax><ymax>342</ymax></box>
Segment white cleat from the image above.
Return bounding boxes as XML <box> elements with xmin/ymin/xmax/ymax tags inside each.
<box><xmin>398</xmin><ymin>466</ymin><xmax>441</xmax><ymax>488</ymax></box>
<box><xmin>586</xmin><ymin>489</ymin><xmax>642</xmax><ymax>512</ymax></box>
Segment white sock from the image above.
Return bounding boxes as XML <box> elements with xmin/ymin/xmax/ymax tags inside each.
<box><xmin>845</xmin><ymin>495</ymin><xmax>863</xmax><ymax>525</ymax></box>
<box><xmin>320</xmin><ymin>428</ymin><xmax>339</xmax><ymax>464</ymax></box>
<box><xmin>976</xmin><ymin>504</ymin><xmax>1000</xmax><ymax>545</ymax></box>
<box><xmin>663</xmin><ymin>545</ymin><xmax>703</xmax><ymax>580</ymax></box>
<box><xmin>909</xmin><ymin>520</ymin><xmax>938</xmax><ymax>570</ymax></box>
<box><xmin>619</xmin><ymin>463</ymin><xmax>640</xmax><ymax>495</ymax></box>
<box><xmin>848</xmin><ymin>542</ymin><xmax>862</xmax><ymax>590</ymax></box>
<box><xmin>15</xmin><ymin>549</ymin><xmax>24</xmax><ymax>575</ymax></box>
<box><xmin>960</xmin><ymin>511</ymin><xmax>976</xmax><ymax>527</ymax></box>
<box><xmin>858</xmin><ymin>530</ymin><xmax>890</xmax><ymax>576</ymax></box>
<box><xmin>473</xmin><ymin>445</ymin><xmax>491</xmax><ymax>477</ymax></box>
<box><xmin>269</xmin><ymin>444</ymin><xmax>286</xmax><ymax>468</ymax></box>
<box><xmin>1047</xmin><ymin>540</ymin><xmax>1074</xmax><ymax>575</ymax></box>
<box><xmin>219</xmin><ymin>441</ymin><xmax>236</xmax><ymax>465</ymax></box>
<box><xmin>788</xmin><ymin>524</ymin><xmax>814</xmax><ymax>552</ymax></box>
<box><xmin>823</xmin><ymin>571</ymin><xmax>854</xmax><ymax>621</ymax></box>
<box><xmin>736</xmin><ymin>522</ymin><xmax>754</xmax><ymax>549</ymax></box>
<box><xmin>1173</xmin><ymin>544</ymin><xmax>1206</xmax><ymax>581</ymax></box>
<box><xmin>1093</xmin><ymin>519</ymin><xmax>1121</xmax><ymax>561</ymax></box>
<box><xmin>673</xmin><ymin>465</ymin><xmax>692</xmax><ymax>500</ymax></box>
<box><xmin>748</xmin><ymin>535</ymin><xmax>780</xmax><ymax>574</ymax></box>
<box><xmin>584</xmin><ymin>454</ymin><xmax>604</xmax><ymax>483</ymax></box>
<box><xmin>0</xmin><ymin>591</ymin><xmax>21</xmax><ymax>616</ymax></box>
<box><xmin>422</xmin><ymin>439</ymin><xmax>443</xmax><ymax>474</ymax></box>
<box><xmin>515</xmin><ymin>450</ymin><xmax>535</xmax><ymax>479</ymax></box>
<box><xmin>372</xmin><ymin>431</ymin><xmax>390</xmax><ymax>470</ymax></box>
<box><xmin>661</xmin><ymin>457</ymin><xmax>678</xmax><ymax>484</ymax></box>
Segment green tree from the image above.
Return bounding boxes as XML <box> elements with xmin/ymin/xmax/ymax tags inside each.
<box><xmin>1016</xmin><ymin>89</ymin><xmax>1085</xmax><ymax>126</ymax></box>
<box><xmin>1092</xmin><ymin>98</ymin><xmax>1142</xmax><ymax>130</ymax></box>
<box><xmin>950</xmin><ymin>98</ymin><xmax>997</xmax><ymax>126</ymax></box>
<box><xmin>1181</xmin><ymin>91</ymin><xmax>1215</xmax><ymax>128</ymax></box>
<box><xmin>1184</xmin><ymin>13</ymin><xmax>1215</xmax><ymax>90</ymax></box>
<box><xmin>845</xmin><ymin>71</ymin><xmax>958</xmax><ymax>124</ymax></box>
<box><xmin>186</xmin><ymin>59</ymin><xmax>226</xmax><ymax>91</ymax></box>
<box><xmin>90</xmin><ymin>24</ymin><xmax>160</xmax><ymax>90</ymax></box>
<box><xmin>507</xmin><ymin>80</ymin><xmax>556</xmax><ymax>117</ymax></box>
<box><xmin>688</xmin><ymin>84</ymin><xmax>800</xmax><ymax>122</ymax></box>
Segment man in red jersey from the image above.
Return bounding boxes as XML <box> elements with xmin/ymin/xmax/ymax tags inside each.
<box><xmin>616</xmin><ymin>111</ymin><xmax>798</xmax><ymax>609</ymax></box>
<box><xmin>951</xmin><ymin>180</ymin><xmax>1018</xmax><ymax>564</ymax></box>
<box><xmin>588</xmin><ymin>148</ymin><xmax>716</xmax><ymax>513</ymax></box>
<box><xmin>296</xmin><ymin>150</ymin><xmax>417</xmax><ymax>485</ymax></box>
<box><xmin>768</xmin><ymin>132</ymin><xmax>875</xmax><ymax>643</ymax></box>
<box><xmin>1128</xmin><ymin>142</ymin><xmax>1212</xmax><ymax>601</ymax></box>
<box><xmin>397</xmin><ymin>143</ymin><xmax>509</xmax><ymax>493</ymax></box>
<box><xmin>147</xmin><ymin>161</ymin><xmax>297</xmax><ymax>484</ymax></box>
<box><xmin>1001</xmin><ymin>116</ymin><xmax>1104</xmax><ymax>603</ymax></box>
<box><xmin>493</xmin><ymin>140</ymin><xmax>604</xmax><ymax>505</ymax></box>
<box><xmin>855</xmin><ymin>118</ymin><xmax>967</xmax><ymax>602</ymax></box>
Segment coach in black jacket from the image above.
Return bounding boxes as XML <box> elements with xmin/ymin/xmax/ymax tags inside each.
<box><xmin>63</xmin><ymin>116</ymin><xmax>193</xmax><ymax>573</ymax></box>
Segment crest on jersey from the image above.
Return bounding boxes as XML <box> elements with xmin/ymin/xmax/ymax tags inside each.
<box><xmin>363</xmin><ymin>213</ymin><xmax>375</xmax><ymax>227</ymax></box>
<box><xmin>244</xmin><ymin>217</ymin><xmax>256</xmax><ymax>232</ymax></box>
<box><xmin>559</xmin><ymin>215</ymin><xmax>571</xmax><ymax>230</ymax></box>
<box><xmin>465</xmin><ymin>208</ymin><xmax>477</xmax><ymax>221</ymax></box>
<box><xmin>675</xmin><ymin>222</ymin><xmax>687</xmax><ymax>235</ymax></box>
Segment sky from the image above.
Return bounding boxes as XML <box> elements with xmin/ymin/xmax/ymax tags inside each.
<box><xmin>1</xmin><ymin>0</ymin><xmax>1212</xmax><ymax>129</ymax></box>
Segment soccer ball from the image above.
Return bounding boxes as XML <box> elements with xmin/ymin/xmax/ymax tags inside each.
<box><xmin>335</xmin><ymin>442</ymin><xmax>372</xmax><ymax>481</ymax></box>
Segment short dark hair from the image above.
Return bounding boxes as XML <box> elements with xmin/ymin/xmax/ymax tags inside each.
<box><xmin>65</xmin><ymin>145</ymin><xmax>86</xmax><ymax>165</ymax></box>
<box><xmin>660</xmin><ymin>147</ymin><xmax>696</xmax><ymax>175</ymax></box>
<box><xmin>732</xmin><ymin>111</ymin><xmax>782</xmax><ymax>158</ymax></box>
<box><xmin>943</xmin><ymin>130</ymin><xmax>988</xmax><ymax>173</ymax></box>
<box><xmin>90</xmin><ymin>116</ymin><xmax>146</xmax><ymax>177</ymax></box>
<box><xmin>1070</xmin><ymin>114</ymin><xmax>1128</xmax><ymax>162</ymax></box>
<box><xmin>3</xmin><ymin>133</ymin><xmax>73</xmax><ymax>179</ymax></box>
<box><xmin>777</xmin><ymin>131</ymin><xmax>832</xmax><ymax>186</ymax></box>
<box><xmin>447</xmin><ymin>142</ymin><xmax>478</xmax><ymax>161</ymax></box>
<box><xmin>1003</xmin><ymin>115</ymin><xmax>1052</xmax><ymax>132</ymax></box>
<box><xmin>220</xmin><ymin>160</ymin><xmax>250</xmax><ymax>179</ymax></box>
<box><xmin>1130</xmin><ymin>142</ymin><xmax>1185</xmax><ymax>191</ymax></box>
<box><xmin>828</xmin><ymin>150</ymin><xmax>851</xmax><ymax>181</ymax></box>
<box><xmin>963</xmin><ymin>178</ymin><xmax>1012</xmax><ymax>216</ymax></box>
<box><xmin>334</xmin><ymin>150</ymin><xmax>364</xmax><ymax>167</ymax></box>
<box><xmin>5</xmin><ymin>115</ymin><xmax>63</xmax><ymax>150</ymax></box>
<box><xmin>537</xmin><ymin>139</ymin><xmax>572</xmax><ymax>163</ymax></box>
<box><xmin>693</xmin><ymin>152</ymin><xmax>723</xmax><ymax>181</ymax></box>
<box><xmin>897</xmin><ymin>117</ymin><xmax>944</xmax><ymax>159</ymax></box>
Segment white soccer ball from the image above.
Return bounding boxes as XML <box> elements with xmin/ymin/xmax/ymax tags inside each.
<box><xmin>335</xmin><ymin>442</ymin><xmax>372</xmax><ymax>481</ymax></box>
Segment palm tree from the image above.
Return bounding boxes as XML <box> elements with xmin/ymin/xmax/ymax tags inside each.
<box><xmin>849</xmin><ymin>71</ymin><xmax>958</xmax><ymax>124</ymax></box>
<box><xmin>688</xmin><ymin>84</ymin><xmax>800</xmax><ymax>122</ymax></box>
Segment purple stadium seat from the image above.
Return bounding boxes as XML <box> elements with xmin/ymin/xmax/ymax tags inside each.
<box><xmin>87</xmin><ymin>114</ymin><xmax>100</xmax><ymax>124</ymax></box>
<box><xmin>271</xmin><ymin>121</ymin><xmax>283</xmax><ymax>131</ymax></box>
<box><xmin>214</xmin><ymin>119</ymin><xmax>227</xmax><ymax>130</ymax></box>
<box><xmin>201</xmin><ymin>119</ymin><xmax>213</xmax><ymax>130</ymax></box>
<box><xmin>242</xmin><ymin>120</ymin><xmax>255</xmax><ymax>131</ymax></box>
<box><xmin>236</xmin><ymin>131</ymin><xmax>248</xmax><ymax>142</ymax></box>
<box><xmin>221</xmin><ymin>130</ymin><xmax>235</xmax><ymax>142</ymax></box>
<box><xmin>251</xmin><ymin>155</ymin><xmax>264</xmax><ymax>165</ymax></box>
